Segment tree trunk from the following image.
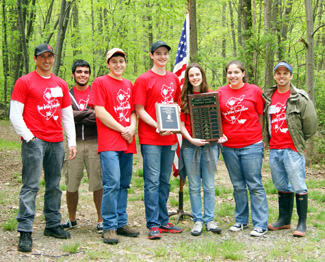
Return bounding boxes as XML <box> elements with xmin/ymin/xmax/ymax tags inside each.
<box><xmin>279</xmin><ymin>0</ymin><xmax>293</xmax><ymax>59</ymax></box>
<box><xmin>2</xmin><ymin>0</ymin><xmax>9</xmax><ymax>114</ymax></box>
<box><xmin>221</xmin><ymin>4</ymin><xmax>226</xmax><ymax>84</ymax></box>
<box><xmin>305</xmin><ymin>0</ymin><xmax>315</xmax><ymax>103</ymax></box>
<box><xmin>52</xmin><ymin>0</ymin><xmax>73</xmax><ymax>76</ymax></box>
<box><xmin>229</xmin><ymin>1</ymin><xmax>237</xmax><ymax>57</ymax></box>
<box><xmin>43</xmin><ymin>0</ymin><xmax>54</xmax><ymax>30</ymax></box>
<box><xmin>242</xmin><ymin>0</ymin><xmax>253</xmax><ymax>82</ymax></box>
<box><xmin>189</xmin><ymin>0</ymin><xmax>197</xmax><ymax>62</ymax></box>
<box><xmin>16</xmin><ymin>0</ymin><xmax>29</xmax><ymax>74</ymax></box>
<box><xmin>264</xmin><ymin>0</ymin><xmax>274</xmax><ymax>90</ymax></box>
<box><xmin>26</xmin><ymin>0</ymin><xmax>36</xmax><ymax>47</ymax></box>
<box><xmin>71</xmin><ymin>2</ymin><xmax>81</xmax><ymax>58</ymax></box>
<box><xmin>304</xmin><ymin>0</ymin><xmax>315</xmax><ymax>165</ymax></box>
<box><xmin>316</xmin><ymin>0</ymin><xmax>324</xmax><ymax>71</ymax></box>
<box><xmin>237</xmin><ymin>0</ymin><xmax>243</xmax><ymax>48</ymax></box>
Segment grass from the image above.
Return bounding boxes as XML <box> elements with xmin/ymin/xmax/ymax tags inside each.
<box><xmin>0</xmin><ymin>139</ymin><xmax>21</xmax><ymax>150</ymax></box>
<box><xmin>263</xmin><ymin>177</ymin><xmax>278</xmax><ymax>194</ymax></box>
<box><xmin>215</xmin><ymin>185</ymin><xmax>232</xmax><ymax>196</ymax></box>
<box><xmin>2</xmin><ymin>217</ymin><xmax>18</xmax><ymax>231</ymax></box>
<box><xmin>62</xmin><ymin>242</ymin><xmax>80</xmax><ymax>253</ymax></box>
<box><xmin>1</xmin><ymin>119</ymin><xmax>324</xmax><ymax>261</ymax></box>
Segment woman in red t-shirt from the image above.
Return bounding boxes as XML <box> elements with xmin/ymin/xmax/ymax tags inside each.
<box><xmin>179</xmin><ymin>63</ymin><xmax>222</xmax><ymax>236</ymax></box>
<box><xmin>218</xmin><ymin>60</ymin><xmax>268</xmax><ymax>237</ymax></box>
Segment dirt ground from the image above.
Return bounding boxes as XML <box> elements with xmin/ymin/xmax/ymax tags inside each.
<box><xmin>0</xmin><ymin>121</ymin><xmax>324</xmax><ymax>261</ymax></box>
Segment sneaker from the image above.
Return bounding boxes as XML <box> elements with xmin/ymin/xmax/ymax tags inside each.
<box><xmin>229</xmin><ymin>223</ymin><xmax>248</xmax><ymax>232</ymax></box>
<box><xmin>61</xmin><ymin>219</ymin><xmax>77</xmax><ymax>229</ymax></box>
<box><xmin>44</xmin><ymin>225</ymin><xmax>71</xmax><ymax>239</ymax></box>
<box><xmin>191</xmin><ymin>221</ymin><xmax>203</xmax><ymax>236</ymax></box>
<box><xmin>18</xmin><ymin>232</ymin><xmax>32</xmax><ymax>252</ymax></box>
<box><xmin>97</xmin><ymin>222</ymin><xmax>103</xmax><ymax>234</ymax></box>
<box><xmin>159</xmin><ymin>223</ymin><xmax>183</xmax><ymax>233</ymax></box>
<box><xmin>102</xmin><ymin>230</ymin><xmax>119</xmax><ymax>244</ymax></box>
<box><xmin>148</xmin><ymin>227</ymin><xmax>161</xmax><ymax>240</ymax></box>
<box><xmin>250</xmin><ymin>228</ymin><xmax>267</xmax><ymax>237</ymax></box>
<box><xmin>206</xmin><ymin>221</ymin><xmax>222</xmax><ymax>234</ymax></box>
<box><xmin>117</xmin><ymin>225</ymin><xmax>140</xmax><ymax>237</ymax></box>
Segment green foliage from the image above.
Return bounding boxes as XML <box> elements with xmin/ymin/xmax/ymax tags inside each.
<box><xmin>62</xmin><ymin>242</ymin><xmax>80</xmax><ymax>254</ymax></box>
<box><xmin>40</xmin><ymin>178</ymin><xmax>45</xmax><ymax>187</ymax></box>
<box><xmin>2</xmin><ymin>217</ymin><xmax>17</xmax><ymax>231</ymax></box>
<box><xmin>60</xmin><ymin>184</ymin><xmax>67</xmax><ymax>191</ymax></box>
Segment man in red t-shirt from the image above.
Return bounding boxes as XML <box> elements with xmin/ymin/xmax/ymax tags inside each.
<box><xmin>263</xmin><ymin>61</ymin><xmax>317</xmax><ymax>237</ymax></box>
<box><xmin>89</xmin><ymin>48</ymin><xmax>139</xmax><ymax>245</ymax></box>
<box><xmin>133</xmin><ymin>41</ymin><xmax>183</xmax><ymax>240</ymax></box>
<box><xmin>10</xmin><ymin>43</ymin><xmax>77</xmax><ymax>252</ymax></box>
<box><xmin>61</xmin><ymin>60</ymin><xmax>103</xmax><ymax>233</ymax></box>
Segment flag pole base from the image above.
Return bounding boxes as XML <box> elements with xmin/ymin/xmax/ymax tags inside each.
<box><xmin>168</xmin><ymin>179</ymin><xmax>193</xmax><ymax>224</ymax></box>
<box><xmin>168</xmin><ymin>208</ymin><xmax>193</xmax><ymax>224</ymax></box>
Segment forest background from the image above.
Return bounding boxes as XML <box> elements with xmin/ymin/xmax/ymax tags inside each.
<box><xmin>0</xmin><ymin>0</ymin><xmax>324</xmax><ymax>162</ymax></box>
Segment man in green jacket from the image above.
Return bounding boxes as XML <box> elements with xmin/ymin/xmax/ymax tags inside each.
<box><xmin>262</xmin><ymin>61</ymin><xmax>317</xmax><ymax>237</ymax></box>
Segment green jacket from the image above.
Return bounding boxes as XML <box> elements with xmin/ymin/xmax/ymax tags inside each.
<box><xmin>262</xmin><ymin>84</ymin><xmax>317</xmax><ymax>155</ymax></box>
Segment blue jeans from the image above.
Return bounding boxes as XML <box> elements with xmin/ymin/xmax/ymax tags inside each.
<box><xmin>222</xmin><ymin>143</ymin><xmax>268</xmax><ymax>230</ymax></box>
<box><xmin>269</xmin><ymin>149</ymin><xmax>307</xmax><ymax>194</ymax></box>
<box><xmin>182</xmin><ymin>145</ymin><xmax>219</xmax><ymax>223</ymax></box>
<box><xmin>100</xmin><ymin>151</ymin><xmax>133</xmax><ymax>230</ymax></box>
<box><xmin>141</xmin><ymin>144</ymin><xmax>176</xmax><ymax>229</ymax></box>
<box><xmin>17</xmin><ymin>139</ymin><xmax>65</xmax><ymax>232</ymax></box>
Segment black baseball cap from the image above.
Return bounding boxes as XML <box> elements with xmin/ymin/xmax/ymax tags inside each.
<box><xmin>34</xmin><ymin>43</ymin><xmax>54</xmax><ymax>56</ymax></box>
<box><xmin>150</xmin><ymin>41</ymin><xmax>171</xmax><ymax>54</ymax></box>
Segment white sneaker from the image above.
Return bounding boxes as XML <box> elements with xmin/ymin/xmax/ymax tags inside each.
<box><xmin>191</xmin><ymin>221</ymin><xmax>203</xmax><ymax>236</ymax></box>
<box><xmin>250</xmin><ymin>228</ymin><xmax>267</xmax><ymax>237</ymax></box>
<box><xmin>206</xmin><ymin>221</ymin><xmax>222</xmax><ymax>234</ymax></box>
<box><xmin>229</xmin><ymin>223</ymin><xmax>248</xmax><ymax>232</ymax></box>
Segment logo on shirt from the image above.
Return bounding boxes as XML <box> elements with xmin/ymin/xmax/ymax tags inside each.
<box><xmin>222</xmin><ymin>95</ymin><xmax>248</xmax><ymax>124</ymax></box>
<box><xmin>37</xmin><ymin>87</ymin><xmax>61</xmax><ymax>121</ymax></box>
<box><xmin>78</xmin><ymin>98</ymin><xmax>89</xmax><ymax>111</ymax></box>
<box><xmin>114</xmin><ymin>88</ymin><xmax>131</xmax><ymax>122</ymax></box>
<box><xmin>271</xmin><ymin>102</ymin><xmax>288</xmax><ymax>133</ymax></box>
<box><xmin>161</xmin><ymin>83</ymin><xmax>174</xmax><ymax>104</ymax></box>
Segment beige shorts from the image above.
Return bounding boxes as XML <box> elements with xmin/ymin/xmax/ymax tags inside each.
<box><xmin>63</xmin><ymin>139</ymin><xmax>102</xmax><ymax>192</ymax></box>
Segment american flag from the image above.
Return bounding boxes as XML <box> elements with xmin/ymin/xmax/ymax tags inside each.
<box><xmin>173</xmin><ymin>13</ymin><xmax>189</xmax><ymax>177</ymax></box>
<box><xmin>173</xmin><ymin>12</ymin><xmax>190</xmax><ymax>87</ymax></box>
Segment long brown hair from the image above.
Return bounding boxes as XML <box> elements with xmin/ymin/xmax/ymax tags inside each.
<box><xmin>225</xmin><ymin>60</ymin><xmax>247</xmax><ymax>83</ymax></box>
<box><xmin>180</xmin><ymin>63</ymin><xmax>209</xmax><ymax>114</ymax></box>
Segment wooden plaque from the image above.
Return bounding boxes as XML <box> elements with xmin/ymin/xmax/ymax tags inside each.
<box><xmin>155</xmin><ymin>103</ymin><xmax>181</xmax><ymax>133</ymax></box>
<box><xmin>188</xmin><ymin>92</ymin><xmax>223</xmax><ymax>141</ymax></box>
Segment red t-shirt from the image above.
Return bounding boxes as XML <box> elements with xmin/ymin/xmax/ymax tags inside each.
<box><xmin>73</xmin><ymin>86</ymin><xmax>90</xmax><ymax>111</ymax></box>
<box><xmin>133</xmin><ymin>70</ymin><xmax>181</xmax><ymax>145</ymax></box>
<box><xmin>269</xmin><ymin>89</ymin><xmax>297</xmax><ymax>151</ymax></box>
<box><xmin>89</xmin><ymin>75</ymin><xmax>136</xmax><ymax>154</ymax></box>
<box><xmin>218</xmin><ymin>83</ymin><xmax>264</xmax><ymax>148</ymax></box>
<box><xmin>11</xmin><ymin>71</ymin><xmax>71</xmax><ymax>142</ymax></box>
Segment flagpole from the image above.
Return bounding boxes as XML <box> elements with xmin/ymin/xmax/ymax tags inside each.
<box><xmin>168</xmin><ymin>3</ymin><xmax>193</xmax><ymax>223</ymax></box>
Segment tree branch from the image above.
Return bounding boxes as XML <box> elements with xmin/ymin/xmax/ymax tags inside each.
<box><xmin>312</xmin><ymin>24</ymin><xmax>325</xmax><ymax>37</ymax></box>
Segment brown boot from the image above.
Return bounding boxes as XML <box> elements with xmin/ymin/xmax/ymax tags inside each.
<box><xmin>102</xmin><ymin>230</ymin><xmax>119</xmax><ymax>244</ymax></box>
<box><xmin>117</xmin><ymin>225</ymin><xmax>140</xmax><ymax>237</ymax></box>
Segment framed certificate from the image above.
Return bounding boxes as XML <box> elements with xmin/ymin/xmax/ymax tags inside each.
<box><xmin>155</xmin><ymin>103</ymin><xmax>181</xmax><ymax>133</ymax></box>
<box><xmin>188</xmin><ymin>92</ymin><xmax>223</xmax><ymax>141</ymax></box>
